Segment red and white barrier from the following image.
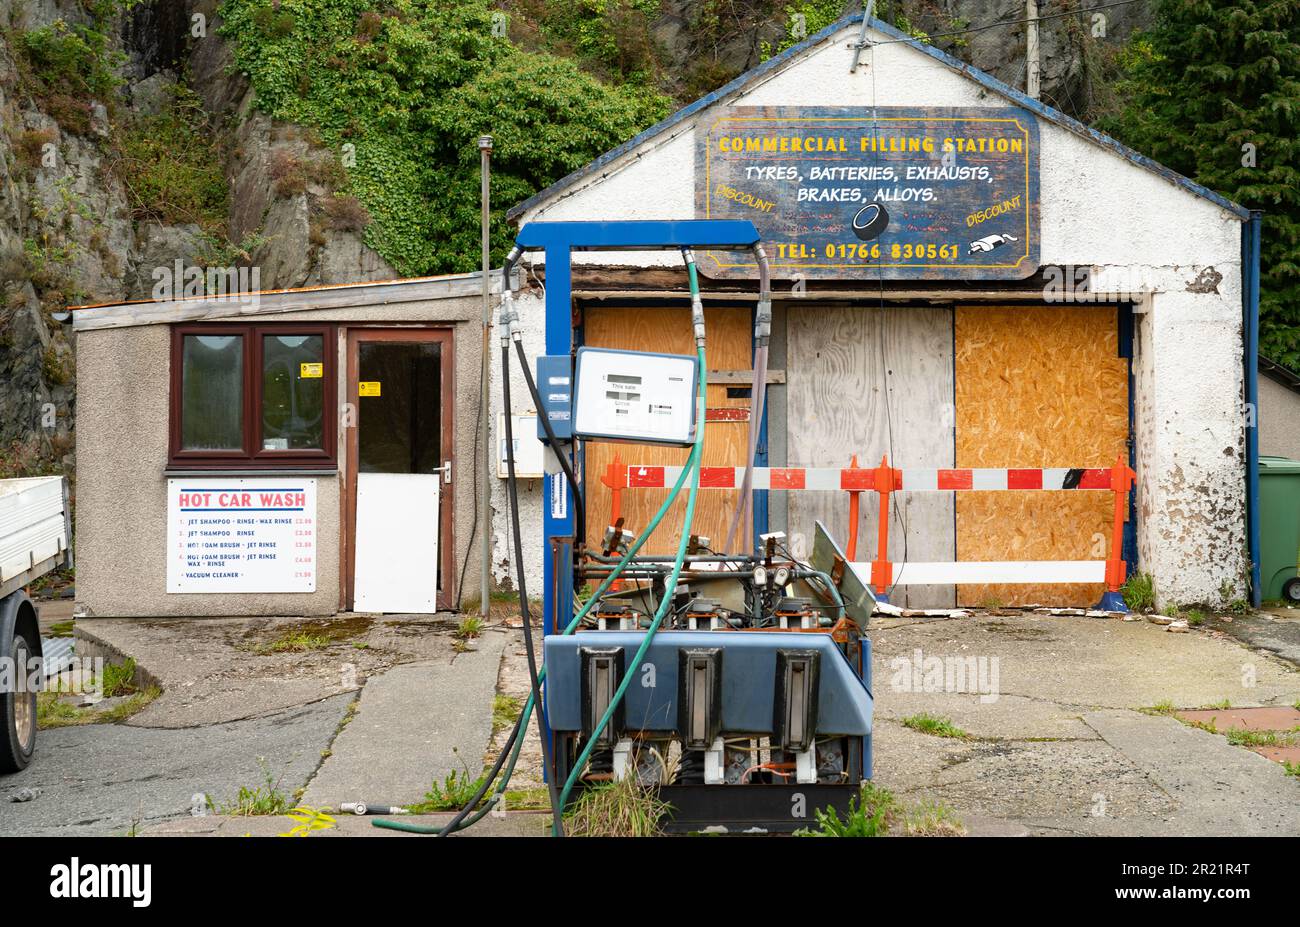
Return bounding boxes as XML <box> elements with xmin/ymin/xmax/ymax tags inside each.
<box><xmin>627</xmin><ymin>465</ymin><xmax>1117</xmax><ymax>492</ymax></box>
<box><xmin>621</xmin><ymin>453</ymin><xmax>1137</xmax><ymax>608</ymax></box>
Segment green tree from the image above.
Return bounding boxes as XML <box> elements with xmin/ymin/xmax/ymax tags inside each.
<box><xmin>218</xmin><ymin>0</ymin><xmax>671</xmax><ymax>275</ymax></box>
<box><xmin>1101</xmin><ymin>0</ymin><xmax>1300</xmax><ymax>368</ymax></box>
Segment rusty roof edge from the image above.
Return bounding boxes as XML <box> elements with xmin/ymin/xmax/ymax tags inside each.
<box><xmin>70</xmin><ymin>269</ymin><xmax>505</xmax><ymax>331</ymax></box>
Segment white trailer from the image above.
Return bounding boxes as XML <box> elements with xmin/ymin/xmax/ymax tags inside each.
<box><xmin>0</xmin><ymin>475</ymin><xmax>72</xmax><ymax>772</ymax></box>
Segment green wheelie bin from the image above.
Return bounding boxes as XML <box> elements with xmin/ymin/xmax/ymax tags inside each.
<box><xmin>1259</xmin><ymin>456</ymin><xmax>1300</xmax><ymax>602</ymax></box>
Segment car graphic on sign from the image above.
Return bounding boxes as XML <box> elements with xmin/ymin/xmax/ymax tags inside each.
<box><xmin>968</xmin><ymin>233</ymin><xmax>1020</xmax><ymax>254</ymax></box>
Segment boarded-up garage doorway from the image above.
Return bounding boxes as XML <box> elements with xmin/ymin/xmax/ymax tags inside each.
<box><xmin>954</xmin><ymin>305</ymin><xmax>1129</xmax><ymax>606</ymax></box>
<box><xmin>786</xmin><ymin>305</ymin><xmax>956</xmax><ymax>609</ymax></box>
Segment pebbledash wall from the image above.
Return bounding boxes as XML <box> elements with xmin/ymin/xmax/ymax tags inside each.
<box><xmin>73</xmin><ymin>276</ymin><xmax>501</xmax><ymax>617</ymax></box>
<box><xmin>504</xmin><ymin>15</ymin><xmax>1253</xmax><ymax>609</ymax></box>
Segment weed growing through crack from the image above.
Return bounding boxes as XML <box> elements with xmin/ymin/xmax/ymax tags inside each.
<box><xmin>101</xmin><ymin>658</ymin><xmax>138</xmax><ymax>698</ymax></box>
<box><xmin>492</xmin><ymin>694</ymin><xmax>522</xmax><ymax>734</ymax></box>
<box><xmin>903</xmin><ymin>798</ymin><xmax>967</xmax><ymax>836</ymax></box>
<box><xmin>1122</xmin><ymin>572</ymin><xmax>1155</xmax><ymax>612</ymax></box>
<box><xmin>796</xmin><ymin>783</ymin><xmax>895</xmax><ymax>837</ymax></box>
<box><xmin>409</xmin><ymin>752</ymin><xmax>488</xmax><ymax>812</ymax></box>
<box><xmin>1141</xmin><ymin>700</ymin><xmax>1178</xmax><ymax>716</ymax></box>
<box><xmin>456</xmin><ymin>616</ymin><xmax>485</xmax><ymax>640</ymax></box>
<box><xmin>1202</xmin><ymin>698</ymin><xmax>1232</xmax><ymax>710</ymax></box>
<box><xmin>219</xmin><ymin>759</ymin><xmax>292</xmax><ymax>816</ymax></box>
<box><xmin>1284</xmin><ymin>761</ymin><xmax>1299</xmax><ymax>779</ymax></box>
<box><xmin>901</xmin><ymin>713</ymin><xmax>969</xmax><ymax>739</ymax></box>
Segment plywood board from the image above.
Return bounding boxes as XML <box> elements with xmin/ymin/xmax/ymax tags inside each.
<box><xmin>954</xmin><ymin>305</ymin><xmax>1128</xmax><ymax>606</ymax></box>
<box><xmin>786</xmin><ymin>305</ymin><xmax>956</xmax><ymax>608</ymax></box>
<box><xmin>582</xmin><ymin>306</ymin><xmax>753</xmax><ymax>555</ymax></box>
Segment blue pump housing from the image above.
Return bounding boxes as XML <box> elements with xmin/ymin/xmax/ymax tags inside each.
<box><xmin>544</xmin><ymin>631</ymin><xmax>873</xmax><ymax>735</ymax></box>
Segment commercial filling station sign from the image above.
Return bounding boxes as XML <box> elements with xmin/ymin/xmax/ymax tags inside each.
<box><xmin>696</xmin><ymin>106</ymin><xmax>1040</xmax><ymax>280</ymax></box>
<box><xmin>167</xmin><ymin>478</ymin><xmax>317</xmax><ymax>593</ymax></box>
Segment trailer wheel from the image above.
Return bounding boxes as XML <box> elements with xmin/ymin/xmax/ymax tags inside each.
<box><xmin>0</xmin><ymin>628</ymin><xmax>38</xmax><ymax>773</ymax></box>
<box><xmin>1284</xmin><ymin>577</ymin><xmax>1300</xmax><ymax>604</ymax></box>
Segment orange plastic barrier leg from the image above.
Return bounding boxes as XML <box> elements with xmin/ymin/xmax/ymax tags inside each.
<box><xmin>1100</xmin><ymin>452</ymin><xmax>1136</xmax><ymax>611</ymax></box>
<box><xmin>846</xmin><ymin>454</ymin><xmax>862</xmax><ymax>562</ymax></box>
<box><xmin>869</xmin><ymin>454</ymin><xmax>897</xmax><ymax>600</ymax></box>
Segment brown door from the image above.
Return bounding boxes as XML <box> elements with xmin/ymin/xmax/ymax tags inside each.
<box><xmin>343</xmin><ymin>329</ymin><xmax>455</xmax><ymax>612</ymax></box>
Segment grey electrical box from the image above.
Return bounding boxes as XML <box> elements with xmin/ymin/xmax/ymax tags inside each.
<box><xmin>535</xmin><ymin>355</ymin><xmax>574</xmax><ymax>443</ymax></box>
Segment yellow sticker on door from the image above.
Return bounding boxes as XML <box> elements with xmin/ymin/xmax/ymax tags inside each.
<box><xmin>300</xmin><ymin>362</ymin><xmax>323</xmax><ymax>378</ymax></box>
<box><xmin>359</xmin><ymin>381</ymin><xmax>381</xmax><ymax>397</ymax></box>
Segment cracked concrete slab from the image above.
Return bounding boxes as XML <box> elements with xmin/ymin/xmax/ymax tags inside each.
<box><xmin>301</xmin><ymin>629</ymin><xmax>510</xmax><ymax>810</ymax></box>
<box><xmin>0</xmin><ymin>694</ymin><xmax>352</xmax><ymax>837</ymax></box>
<box><xmin>1080</xmin><ymin>709</ymin><xmax>1300</xmax><ymax>836</ymax></box>
<box><xmin>866</xmin><ymin>610</ymin><xmax>1300</xmax><ymax>836</ymax></box>
<box><xmin>74</xmin><ymin>614</ymin><xmax>475</xmax><ymax>727</ymax></box>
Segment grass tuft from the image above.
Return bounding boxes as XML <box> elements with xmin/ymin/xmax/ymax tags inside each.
<box><xmin>1140</xmin><ymin>700</ymin><xmax>1178</xmax><ymax>716</ymax></box>
<box><xmin>904</xmin><ymin>798</ymin><xmax>967</xmax><ymax>837</ymax></box>
<box><xmin>901</xmin><ymin>713</ymin><xmax>969</xmax><ymax>739</ymax></box>
<box><xmin>1122</xmin><ymin>572</ymin><xmax>1156</xmax><ymax>612</ymax></box>
<box><xmin>563</xmin><ymin>775</ymin><xmax>668</xmax><ymax>837</ymax></box>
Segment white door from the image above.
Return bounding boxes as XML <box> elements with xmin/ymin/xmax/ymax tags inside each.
<box><xmin>351</xmin><ymin>335</ymin><xmax>448</xmax><ymax>613</ymax></box>
<box><xmin>353</xmin><ymin>473</ymin><xmax>439</xmax><ymax>613</ymax></box>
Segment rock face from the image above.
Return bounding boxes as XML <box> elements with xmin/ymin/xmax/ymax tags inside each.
<box><xmin>0</xmin><ymin>0</ymin><xmax>1154</xmax><ymax>476</ymax></box>
<box><xmin>0</xmin><ymin>0</ymin><xmax>393</xmax><ymax>475</ymax></box>
<box><xmin>648</xmin><ymin>1</ymin><xmax>1154</xmax><ymax>122</ymax></box>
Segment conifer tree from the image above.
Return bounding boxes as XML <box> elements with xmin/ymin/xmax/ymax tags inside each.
<box><xmin>1103</xmin><ymin>0</ymin><xmax>1300</xmax><ymax>367</ymax></box>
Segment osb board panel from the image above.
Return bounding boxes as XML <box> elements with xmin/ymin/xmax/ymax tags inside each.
<box><xmin>786</xmin><ymin>305</ymin><xmax>955</xmax><ymax>608</ymax></box>
<box><xmin>954</xmin><ymin>305</ymin><xmax>1128</xmax><ymax>606</ymax></box>
<box><xmin>583</xmin><ymin>306</ymin><xmax>753</xmax><ymax>555</ymax></box>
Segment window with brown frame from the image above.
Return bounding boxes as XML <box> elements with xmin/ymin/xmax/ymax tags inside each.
<box><xmin>168</xmin><ymin>323</ymin><xmax>337</xmax><ymax>469</ymax></box>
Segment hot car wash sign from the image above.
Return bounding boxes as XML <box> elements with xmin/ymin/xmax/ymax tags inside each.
<box><xmin>167</xmin><ymin>478</ymin><xmax>317</xmax><ymax>593</ymax></box>
<box><xmin>696</xmin><ymin>106</ymin><xmax>1040</xmax><ymax>280</ymax></box>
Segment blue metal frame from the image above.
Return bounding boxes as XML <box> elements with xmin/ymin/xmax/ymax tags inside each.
<box><xmin>1244</xmin><ymin>211</ymin><xmax>1263</xmax><ymax>606</ymax></box>
<box><xmin>510</xmin><ymin>220</ymin><xmax>761</xmax><ymax>635</ymax></box>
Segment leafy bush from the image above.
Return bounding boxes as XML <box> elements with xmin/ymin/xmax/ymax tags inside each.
<box><xmin>17</xmin><ymin>20</ymin><xmax>124</xmax><ymax>133</ymax></box>
<box><xmin>218</xmin><ymin>0</ymin><xmax>671</xmax><ymax>275</ymax></box>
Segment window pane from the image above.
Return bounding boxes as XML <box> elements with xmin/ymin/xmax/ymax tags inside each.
<box><xmin>357</xmin><ymin>341</ymin><xmax>440</xmax><ymax>474</ymax></box>
<box><xmin>181</xmin><ymin>335</ymin><xmax>243</xmax><ymax>450</ymax></box>
<box><xmin>262</xmin><ymin>334</ymin><xmax>325</xmax><ymax>450</ymax></box>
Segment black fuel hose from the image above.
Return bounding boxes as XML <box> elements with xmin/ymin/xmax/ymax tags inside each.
<box><xmin>502</xmin><ymin>341</ymin><xmax>566</xmax><ymax>835</ymax></box>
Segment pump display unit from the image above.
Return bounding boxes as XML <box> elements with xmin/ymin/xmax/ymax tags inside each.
<box><xmin>572</xmin><ymin>347</ymin><xmax>699</xmax><ymax>447</ymax></box>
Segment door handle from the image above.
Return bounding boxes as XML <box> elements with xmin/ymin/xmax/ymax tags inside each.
<box><xmin>435</xmin><ymin>460</ymin><xmax>452</xmax><ymax>484</ymax></box>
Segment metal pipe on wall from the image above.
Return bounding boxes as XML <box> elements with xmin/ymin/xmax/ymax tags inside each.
<box><xmin>479</xmin><ymin>136</ymin><xmax>493</xmax><ymax>617</ymax></box>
